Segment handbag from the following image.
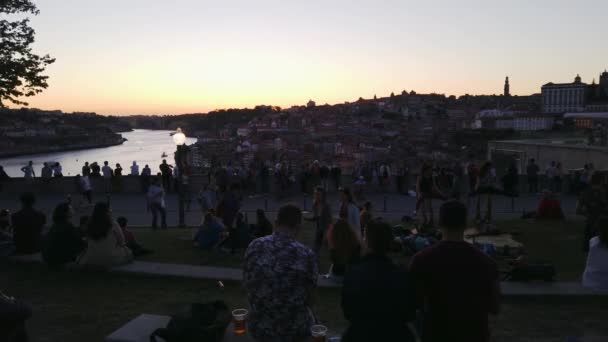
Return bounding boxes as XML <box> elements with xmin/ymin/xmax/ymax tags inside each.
<box><xmin>150</xmin><ymin>301</ymin><xmax>231</xmax><ymax>342</ymax></box>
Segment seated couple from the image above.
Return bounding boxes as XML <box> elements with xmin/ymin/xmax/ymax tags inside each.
<box><xmin>43</xmin><ymin>203</ymin><xmax>151</xmax><ymax>268</ymax></box>
<box><xmin>194</xmin><ymin>211</ymin><xmax>253</xmax><ymax>252</ymax></box>
<box><xmin>243</xmin><ymin>202</ymin><xmax>500</xmax><ymax>342</ymax></box>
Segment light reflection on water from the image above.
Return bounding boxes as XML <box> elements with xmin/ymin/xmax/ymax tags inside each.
<box><xmin>0</xmin><ymin>129</ymin><xmax>196</xmax><ymax>177</ymax></box>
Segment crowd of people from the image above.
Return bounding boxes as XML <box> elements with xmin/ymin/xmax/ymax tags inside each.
<box><xmin>2</xmin><ymin>156</ymin><xmax>608</xmax><ymax>341</ymax></box>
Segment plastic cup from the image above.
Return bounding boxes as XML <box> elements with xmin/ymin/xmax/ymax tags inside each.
<box><xmin>311</xmin><ymin>325</ymin><xmax>328</xmax><ymax>342</ymax></box>
<box><xmin>232</xmin><ymin>309</ymin><xmax>248</xmax><ymax>335</ymax></box>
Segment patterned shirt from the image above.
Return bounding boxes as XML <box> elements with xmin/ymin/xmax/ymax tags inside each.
<box><xmin>244</xmin><ymin>231</ymin><xmax>318</xmax><ymax>342</ymax></box>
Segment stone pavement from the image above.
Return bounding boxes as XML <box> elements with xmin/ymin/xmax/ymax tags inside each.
<box><xmin>0</xmin><ymin>191</ymin><xmax>580</xmax><ymax>227</ymax></box>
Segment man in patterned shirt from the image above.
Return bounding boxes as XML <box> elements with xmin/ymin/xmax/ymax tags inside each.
<box><xmin>244</xmin><ymin>204</ymin><xmax>318</xmax><ymax>342</ymax></box>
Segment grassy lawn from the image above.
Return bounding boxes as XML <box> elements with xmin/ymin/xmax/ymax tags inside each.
<box><xmin>2</xmin><ymin>261</ymin><xmax>607</xmax><ymax>342</ymax></box>
<box><xmin>134</xmin><ymin>218</ymin><xmax>586</xmax><ymax>281</ymax></box>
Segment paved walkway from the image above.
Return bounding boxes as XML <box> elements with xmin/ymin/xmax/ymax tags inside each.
<box><xmin>0</xmin><ymin>192</ymin><xmax>580</xmax><ymax>227</ymax></box>
<box><xmin>10</xmin><ymin>253</ymin><xmax>607</xmax><ymax>296</ymax></box>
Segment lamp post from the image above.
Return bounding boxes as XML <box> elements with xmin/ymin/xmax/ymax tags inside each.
<box><xmin>173</xmin><ymin>128</ymin><xmax>189</xmax><ymax>228</ymax></box>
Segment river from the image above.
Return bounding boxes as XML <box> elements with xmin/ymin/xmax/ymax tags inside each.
<box><xmin>0</xmin><ymin>129</ymin><xmax>197</xmax><ymax>177</ymax></box>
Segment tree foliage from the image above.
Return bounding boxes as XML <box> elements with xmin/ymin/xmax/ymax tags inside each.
<box><xmin>0</xmin><ymin>0</ymin><xmax>55</xmax><ymax>107</ymax></box>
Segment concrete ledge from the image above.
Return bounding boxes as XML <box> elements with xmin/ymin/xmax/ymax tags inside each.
<box><xmin>105</xmin><ymin>314</ymin><xmax>170</xmax><ymax>342</ymax></box>
<box><xmin>9</xmin><ymin>253</ymin><xmax>607</xmax><ymax>296</ymax></box>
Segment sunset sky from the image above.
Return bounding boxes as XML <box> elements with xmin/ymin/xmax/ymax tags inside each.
<box><xmin>11</xmin><ymin>0</ymin><xmax>608</xmax><ymax>115</ymax></box>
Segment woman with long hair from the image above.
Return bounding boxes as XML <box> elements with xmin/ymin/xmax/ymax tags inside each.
<box><xmin>42</xmin><ymin>202</ymin><xmax>85</xmax><ymax>267</ymax></box>
<box><xmin>78</xmin><ymin>202</ymin><xmax>133</xmax><ymax>267</ymax></box>
<box><xmin>306</xmin><ymin>186</ymin><xmax>332</xmax><ymax>256</ymax></box>
<box><xmin>583</xmin><ymin>216</ymin><xmax>608</xmax><ymax>291</ymax></box>
<box><xmin>326</xmin><ymin>219</ymin><xmax>361</xmax><ymax>281</ymax></box>
<box><xmin>339</xmin><ymin>187</ymin><xmax>361</xmax><ymax>240</ymax></box>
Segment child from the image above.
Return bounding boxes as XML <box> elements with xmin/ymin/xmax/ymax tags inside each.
<box><xmin>116</xmin><ymin>217</ymin><xmax>153</xmax><ymax>257</ymax></box>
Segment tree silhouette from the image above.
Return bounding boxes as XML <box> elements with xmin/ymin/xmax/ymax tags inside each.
<box><xmin>0</xmin><ymin>0</ymin><xmax>55</xmax><ymax>107</ymax></box>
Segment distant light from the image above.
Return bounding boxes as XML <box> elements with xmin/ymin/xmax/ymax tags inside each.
<box><xmin>173</xmin><ymin>127</ymin><xmax>186</xmax><ymax>146</ymax></box>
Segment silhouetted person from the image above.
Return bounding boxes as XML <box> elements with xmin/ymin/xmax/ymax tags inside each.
<box><xmin>82</xmin><ymin>162</ymin><xmax>91</xmax><ymax>177</ymax></box>
<box><xmin>410</xmin><ymin>200</ymin><xmax>500</xmax><ymax>342</ymax></box>
<box><xmin>52</xmin><ymin>162</ymin><xmax>63</xmax><ymax>177</ymax></box>
<box><xmin>41</xmin><ymin>163</ymin><xmax>52</xmax><ymax>179</ymax></box>
<box><xmin>341</xmin><ymin>220</ymin><xmax>416</xmax><ymax>342</ymax></box>
<box><xmin>159</xmin><ymin>159</ymin><xmax>173</xmax><ymax>192</ymax></box>
<box><xmin>42</xmin><ymin>202</ymin><xmax>85</xmax><ymax>267</ymax></box>
<box><xmin>527</xmin><ymin>158</ymin><xmax>539</xmax><ymax>193</ymax></box>
<box><xmin>11</xmin><ymin>193</ymin><xmax>46</xmax><ymax>254</ymax></box>
<box><xmin>20</xmin><ymin>161</ymin><xmax>35</xmax><ymax>178</ymax></box>
<box><xmin>90</xmin><ymin>162</ymin><xmax>101</xmax><ymax>177</ymax></box>
<box><xmin>147</xmin><ymin>177</ymin><xmax>167</xmax><ymax>229</ymax></box>
<box><xmin>141</xmin><ymin>164</ymin><xmax>151</xmax><ymax>192</ymax></box>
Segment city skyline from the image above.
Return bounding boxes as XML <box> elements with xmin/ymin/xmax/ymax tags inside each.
<box><xmin>10</xmin><ymin>0</ymin><xmax>608</xmax><ymax>115</ymax></box>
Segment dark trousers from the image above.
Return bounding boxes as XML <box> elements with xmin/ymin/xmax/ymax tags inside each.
<box><xmin>528</xmin><ymin>176</ymin><xmax>538</xmax><ymax>193</ymax></box>
<box><xmin>150</xmin><ymin>203</ymin><xmax>167</xmax><ymax>229</ymax></box>
<box><xmin>162</xmin><ymin>175</ymin><xmax>171</xmax><ymax>192</ymax></box>
<box><xmin>314</xmin><ymin>224</ymin><xmax>327</xmax><ymax>256</ymax></box>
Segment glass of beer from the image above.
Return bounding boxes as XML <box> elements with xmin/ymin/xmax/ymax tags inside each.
<box><xmin>232</xmin><ymin>309</ymin><xmax>248</xmax><ymax>335</ymax></box>
<box><xmin>311</xmin><ymin>324</ymin><xmax>328</xmax><ymax>342</ymax></box>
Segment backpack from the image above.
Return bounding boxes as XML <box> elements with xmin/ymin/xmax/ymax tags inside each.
<box><xmin>505</xmin><ymin>263</ymin><xmax>556</xmax><ymax>282</ymax></box>
<box><xmin>150</xmin><ymin>301</ymin><xmax>231</xmax><ymax>342</ymax></box>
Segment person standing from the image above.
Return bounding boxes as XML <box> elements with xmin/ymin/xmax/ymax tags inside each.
<box><xmin>11</xmin><ymin>193</ymin><xmax>46</xmax><ymax>254</ymax></box>
<box><xmin>410</xmin><ymin>201</ymin><xmax>500</xmax><ymax>342</ymax></box>
<box><xmin>41</xmin><ymin>162</ymin><xmax>52</xmax><ymax>179</ymax></box>
<box><xmin>130</xmin><ymin>161</ymin><xmax>139</xmax><ymax>176</ymax></box>
<box><xmin>159</xmin><ymin>159</ymin><xmax>173</xmax><ymax>193</ymax></box>
<box><xmin>243</xmin><ymin>204</ymin><xmax>318</xmax><ymax>342</ymax></box>
<box><xmin>331</xmin><ymin>164</ymin><xmax>342</xmax><ymax>191</ymax></box>
<box><xmin>339</xmin><ymin>188</ymin><xmax>361</xmax><ymax>240</ymax></box>
<box><xmin>20</xmin><ymin>161</ymin><xmax>35</xmax><ymax>178</ymax></box>
<box><xmin>526</xmin><ymin>158</ymin><xmax>540</xmax><ymax>194</ymax></box>
<box><xmin>306</xmin><ymin>186</ymin><xmax>332</xmax><ymax>256</ymax></box>
<box><xmin>102</xmin><ymin>161</ymin><xmax>113</xmax><ymax>193</ymax></box>
<box><xmin>77</xmin><ymin>174</ymin><xmax>93</xmax><ymax>205</ymax></box>
<box><xmin>52</xmin><ymin>162</ymin><xmax>63</xmax><ymax>177</ymax></box>
<box><xmin>113</xmin><ymin>163</ymin><xmax>123</xmax><ymax>192</ymax></box>
<box><xmin>82</xmin><ymin>162</ymin><xmax>91</xmax><ymax>177</ymax></box>
<box><xmin>146</xmin><ymin>178</ymin><xmax>167</xmax><ymax>230</ymax></box>
<box><xmin>141</xmin><ymin>164</ymin><xmax>151</xmax><ymax>192</ymax></box>
<box><xmin>90</xmin><ymin>162</ymin><xmax>101</xmax><ymax>177</ymax></box>
<box><xmin>341</xmin><ymin>220</ymin><xmax>416</xmax><ymax>342</ymax></box>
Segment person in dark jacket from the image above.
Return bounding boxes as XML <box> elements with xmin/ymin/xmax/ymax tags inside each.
<box><xmin>11</xmin><ymin>193</ymin><xmax>46</xmax><ymax>254</ymax></box>
<box><xmin>341</xmin><ymin>220</ymin><xmax>417</xmax><ymax>342</ymax></box>
<box><xmin>42</xmin><ymin>203</ymin><xmax>85</xmax><ymax>267</ymax></box>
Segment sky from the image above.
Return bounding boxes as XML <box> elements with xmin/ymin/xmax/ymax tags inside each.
<box><xmin>7</xmin><ymin>0</ymin><xmax>608</xmax><ymax>115</ymax></box>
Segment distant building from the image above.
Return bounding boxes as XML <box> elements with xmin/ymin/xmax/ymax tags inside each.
<box><xmin>504</xmin><ymin>76</ymin><xmax>510</xmax><ymax>97</ymax></box>
<box><xmin>542</xmin><ymin>74</ymin><xmax>587</xmax><ymax>114</ymax></box>
<box><xmin>307</xmin><ymin>99</ymin><xmax>316</xmax><ymax>108</ymax></box>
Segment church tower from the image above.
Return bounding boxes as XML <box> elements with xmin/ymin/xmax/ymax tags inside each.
<box><xmin>504</xmin><ymin>76</ymin><xmax>510</xmax><ymax>96</ymax></box>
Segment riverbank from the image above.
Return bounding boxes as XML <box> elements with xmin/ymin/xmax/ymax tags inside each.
<box><xmin>0</xmin><ymin>136</ymin><xmax>127</xmax><ymax>158</ymax></box>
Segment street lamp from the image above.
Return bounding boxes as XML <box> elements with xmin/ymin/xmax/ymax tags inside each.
<box><xmin>173</xmin><ymin>127</ymin><xmax>189</xmax><ymax>228</ymax></box>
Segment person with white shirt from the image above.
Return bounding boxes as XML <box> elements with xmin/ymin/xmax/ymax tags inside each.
<box><xmin>77</xmin><ymin>174</ymin><xmax>93</xmax><ymax>205</ymax></box>
<box><xmin>146</xmin><ymin>177</ymin><xmax>167</xmax><ymax>229</ymax></box>
<box><xmin>130</xmin><ymin>161</ymin><xmax>140</xmax><ymax>176</ymax></box>
<box><xmin>339</xmin><ymin>188</ymin><xmax>361</xmax><ymax>240</ymax></box>
<box><xmin>583</xmin><ymin>216</ymin><xmax>608</xmax><ymax>291</ymax></box>
<box><xmin>21</xmin><ymin>161</ymin><xmax>35</xmax><ymax>178</ymax></box>
<box><xmin>101</xmin><ymin>161</ymin><xmax>113</xmax><ymax>178</ymax></box>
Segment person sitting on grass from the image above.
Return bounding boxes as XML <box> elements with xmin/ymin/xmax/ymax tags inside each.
<box><xmin>535</xmin><ymin>190</ymin><xmax>565</xmax><ymax>220</ymax></box>
<box><xmin>341</xmin><ymin>220</ymin><xmax>417</xmax><ymax>342</ymax></box>
<box><xmin>326</xmin><ymin>219</ymin><xmax>361</xmax><ymax>282</ymax></box>
<box><xmin>116</xmin><ymin>217</ymin><xmax>153</xmax><ymax>257</ymax></box>
<box><xmin>77</xmin><ymin>202</ymin><xmax>133</xmax><ymax>267</ymax></box>
<box><xmin>251</xmin><ymin>209</ymin><xmax>273</xmax><ymax>238</ymax></box>
<box><xmin>244</xmin><ymin>204</ymin><xmax>318</xmax><ymax>342</ymax></box>
<box><xmin>583</xmin><ymin>216</ymin><xmax>608</xmax><ymax>291</ymax></box>
<box><xmin>11</xmin><ymin>192</ymin><xmax>46</xmax><ymax>255</ymax></box>
<box><xmin>194</xmin><ymin>213</ymin><xmax>227</xmax><ymax>251</ymax></box>
<box><xmin>409</xmin><ymin>200</ymin><xmax>500</xmax><ymax>342</ymax></box>
<box><xmin>42</xmin><ymin>203</ymin><xmax>85</xmax><ymax>267</ymax></box>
